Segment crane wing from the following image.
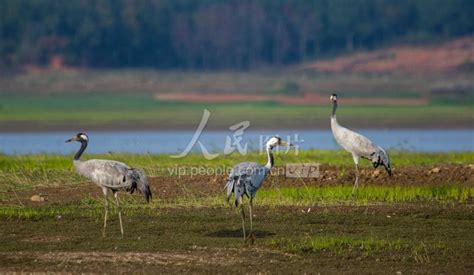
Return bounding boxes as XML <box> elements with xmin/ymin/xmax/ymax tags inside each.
<box><xmin>332</xmin><ymin>125</ymin><xmax>378</xmax><ymax>158</ymax></box>
<box><xmin>225</xmin><ymin>162</ymin><xmax>267</xmax><ymax>207</ymax></box>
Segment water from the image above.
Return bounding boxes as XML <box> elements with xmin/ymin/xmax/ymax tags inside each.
<box><xmin>0</xmin><ymin>129</ymin><xmax>472</xmax><ymax>155</ymax></box>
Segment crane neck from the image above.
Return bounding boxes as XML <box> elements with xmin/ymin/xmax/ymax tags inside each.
<box><xmin>74</xmin><ymin>140</ymin><xmax>87</xmax><ymax>160</ymax></box>
<box><xmin>331</xmin><ymin>100</ymin><xmax>338</xmax><ymax>118</ymax></box>
<box><xmin>264</xmin><ymin>146</ymin><xmax>274</xmax><ymax>170</ymax></box>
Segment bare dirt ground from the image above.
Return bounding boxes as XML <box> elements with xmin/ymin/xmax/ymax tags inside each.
<box><xmin>0</xmin><ymin>249</ymin><xmax>304</xmax><ymax>273</ymax></box>
<box><xmin>302</xmin><ymin>36</ymin><xmax>474</xmax><ymax>74</ymax></box>
<box><xmin>1</xmin><ymin>204</ymin><xmax>473</xmax><ymax>273</ymax></box>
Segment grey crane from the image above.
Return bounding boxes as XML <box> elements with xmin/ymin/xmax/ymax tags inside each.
<box><xmin>66</xmin><ymin>133</ymin><xmax>152</xmax><ymax>237</ymax></box>
<box><xmin>225</xmin><ymin>136</ymin><xmax>291</xmax><ymax>242</ymax></box>
<box><xmin>330</xmin><ymin>94</ymin><xmax>391</xmax><ymax>194</ymax></box>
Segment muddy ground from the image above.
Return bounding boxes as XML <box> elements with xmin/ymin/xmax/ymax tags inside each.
<box><xmin>0</xmin><ymin>164</ymin><xmax>473</xmax><ymax>273</ymax></box>
<box><xmin>0</xmin><ymin>205</ymin><xmax>473</xmax><ymax>273</ymax></box>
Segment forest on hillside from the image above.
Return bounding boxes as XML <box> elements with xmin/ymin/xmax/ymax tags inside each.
<box><xmin>1</xmin><ymin>0</ymin><xmax>473</xmax><ymax>70</ymax></box>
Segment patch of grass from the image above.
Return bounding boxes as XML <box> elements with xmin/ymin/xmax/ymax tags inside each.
<box><xmin>240</xmin><ymin>185</ymin><xmax>474</xmax><ymax>206</ymax></box>
<box><xmin>0</xmin><ymin>205</ymin><xmax>89</xmax><ymax>220</ymax></box>
<box><xmin>272</xmin><ymin>236</ymin><xmax>450</xmax><ymax>264</ymax></box>
<box><xmin>0</xmin><ymin>151</ymin><xmax>472</xmax><ymax>196</ymax></box>
<box><xmin>112</xmin><ymin>185</ymin><xmax>472</xmax><ymax>208</ymax></box>
<box><xmin>1</xmin><ymin>185</ymin><xmax>471</xmax><ymax>220</ymax></box>
<box><xmin>278</xmin><ymin>236</ymin><xmax>405</xmax><ymax>254</ymax></box>
<box><xmin>1</xmin><ymin>150</ymin><xmax>472</xmax><ymax>173</ymax></box>
<box><xmin>0</xmin><ymin>92</ymin><xmax>472</xmax><ymax>129</ymax></box>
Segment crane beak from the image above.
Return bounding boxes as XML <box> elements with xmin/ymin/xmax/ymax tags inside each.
<box><xmin>279</xmin><ymin>140</ymin><xmax>292</xmax><ymax>147</ymax></box>
<box><xmin>66</xmin><ymin>136</ymin><xmax>78</xmax><ymax>143</ymax></box>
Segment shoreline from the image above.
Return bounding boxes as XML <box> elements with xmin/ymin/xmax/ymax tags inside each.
<box><xmin>0</xmin><ymin>121</ymin><xmax>472</xmax><ymax>133</ymax></box>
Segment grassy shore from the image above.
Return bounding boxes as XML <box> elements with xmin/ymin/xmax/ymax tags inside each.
<box><xmin>1</xmin><ymin>70</ymin><xmax>473</xmax><ymax>130</ymax></box>
<box><xmin>2</xmin><ymin>150</ymin><xmax>472</xmax><ymax>171</ymax></box>
<box><xmin>1</xmin><ymin>94</ymin><xmax>472</xmax><ymax>130</ymax></box>
<box><xmin>0</xmin><ymin>150</ymin><xmax>472</xmax><ymax>201</ymax></box>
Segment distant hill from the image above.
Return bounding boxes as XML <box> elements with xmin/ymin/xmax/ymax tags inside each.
<box><xmin>301</xmin><ymin>37</ymin><xmax>474</xmax><ymax>74</ymax></box>
<box><xmin>1</xmin><ymin>1</ymin><xmax>473</xmax><ymax>70</ymax></box>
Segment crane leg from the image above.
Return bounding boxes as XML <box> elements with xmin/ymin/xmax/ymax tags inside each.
<box><xmin>102</xmin><ymin>190</ymin><xmax>109</xmax><ymax>237</ymax></box>
<box><xmin>247</xmin><ymin>198</ymin><xmax>256</xmax><ymax>244</ymax></box>
<box><xmin>114</xmin><ymin>192</ymin><xmax>124</xmax><ymax>237</ymax></box>
<box><xmin>352</xmin><ymin>163</ymin><xmax>359</xmax><ymax>195</ymax></box>
<box><xmin>249</xmin><ymin>198</ymin><xmax>253</xmax><ymax>233</ymax></box>
<box><xmin>239</xmin><ymin>197</ymin><xmax>246</xmax><ymax>242</ymax></box>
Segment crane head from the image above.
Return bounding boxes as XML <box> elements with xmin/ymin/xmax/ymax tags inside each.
<box><xmin>66</xmin><ymin>132</ymin><xmax>89</xmax><ymax>143</ymax></box>
<box><xmin>266</xmin><ymin>136</ymin><xmax>292</xmax><ymax>149</ymax></box>
<box><xmin>329</xmin><ymin>94</ymin><xmax>337</xmax><ymax>101</ymax></box>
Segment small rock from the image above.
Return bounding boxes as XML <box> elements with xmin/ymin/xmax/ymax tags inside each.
<box><xmin>431</xmin><ymin>167</ymin><xmax>441</xmax><ymax>173</ymax></box>
<box><xmin>468</xmin><ymin>164</ymin><xmax>474</xmax><ymax>170</ymax></box>
<box><xmin>372</xmin><ymin>170</ymin><xmax>381</xmax><ymax>177</ymax></box>
<box><xmin>30</xmin><ymin>195</ymin><xmax>44</xmax><ymax>202</ymax></box>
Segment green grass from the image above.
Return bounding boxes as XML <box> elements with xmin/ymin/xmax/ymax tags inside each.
<box><xmin>151</xmin><ymin>185</ymin><xmax>474</xmax><ymax>207</ymax></box>
<box><xmin>0</xmin><ymin>150</ymin><xmax>472</xmax><ymax>196</ymax></box>
<box><xmin>255</xmin><ymin>185</ymin><xmax>474</xmax><ymax>205</ymax></box>
<box><xmin>279</xmin><ymin>236</ymin><xmax>406</xmax><ymax>255</ymax></box>
<box><xmin>0</xmin><ymin>93</ymin><xmax>472</xmax><ymax>129</ymax></box>
<box><xmin>1</xmin><ymin>185</ymin><xmax>471</xmax><ymax>217</ymax></box>
<box><xmin>273</xmin><ymin>235</ymin><xmax>451</xmax><ymax>265</ymax></box>
<box><xmin>1</xmin><ymin>70</ymin><xmax>472</xmax><ymax>129</ymax></box>
<box><xmin>1</xmin><ymin>150</ymin><xmax>472</xmax><ymax>172</ymax></box>
<box><xmin>1</xmin><ymin>69</ymin><xmax>472</xmax><ymax>131</ymax></box>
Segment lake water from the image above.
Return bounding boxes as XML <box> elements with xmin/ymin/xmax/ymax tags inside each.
<box><xmin>0</xmin><ymin>129</ymin><xmax>472</xmax><ymax>155</ymax></box>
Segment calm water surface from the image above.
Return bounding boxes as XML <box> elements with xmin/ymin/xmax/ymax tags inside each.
<box><xmin>0</xmin><ymin>129</ymin><xmax>472</xmax><ymax>155</ymax></box>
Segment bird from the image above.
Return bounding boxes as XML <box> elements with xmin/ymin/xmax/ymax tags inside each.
<box><xmin>329</xmin><ymin>94</ymin><xmax>391</xmax><ymax>194</ymax></box>
<box><xmin>66</xmin><ymin>132</ymin><xmax>152</xmax><ymax>237</ymax></box>
<box><xmin>225</xmin><ymin>136</ymin><xmax>291</xmax><ymax>243</ymax></box>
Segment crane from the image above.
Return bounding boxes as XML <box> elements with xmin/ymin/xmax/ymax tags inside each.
<box><xmin>225</xmin><ymin>136</ymin><xmax>291</xmax><ymax>243</ymax></box>
<box><xmin>66</xmin><ymin>133</ymin><xmax>152</xmax><ymax>237</ymax></box>
<box><xmin>330</xmin><ymin>94</ymin><xmax>391</xmax><ymax>194</ymax></box>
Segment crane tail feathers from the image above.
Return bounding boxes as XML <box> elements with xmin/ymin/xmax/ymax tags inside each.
<box><xmin>129</xmin><ymin>168</ymin><xmax>152</xmax><ymax>203</ymax></box>
<box><xmin>225</xmin><ymin>176</ymin><xmax>245</xmax><ymax>207</ymax></box>
<box><xmin>142</xmin><ymin>184</ymin><xmax>152</xmax><ymax>203</ymax></box>
<box><xmin>377</xmin><ymin>146</ymin><xmax>392</xmax><ymax>177</ymax></box>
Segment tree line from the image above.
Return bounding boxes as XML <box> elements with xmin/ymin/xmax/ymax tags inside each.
<box><xmin>1</xmin><ymin>0</ymin><xmax>473</xmax><ymax>70</ymax></box>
